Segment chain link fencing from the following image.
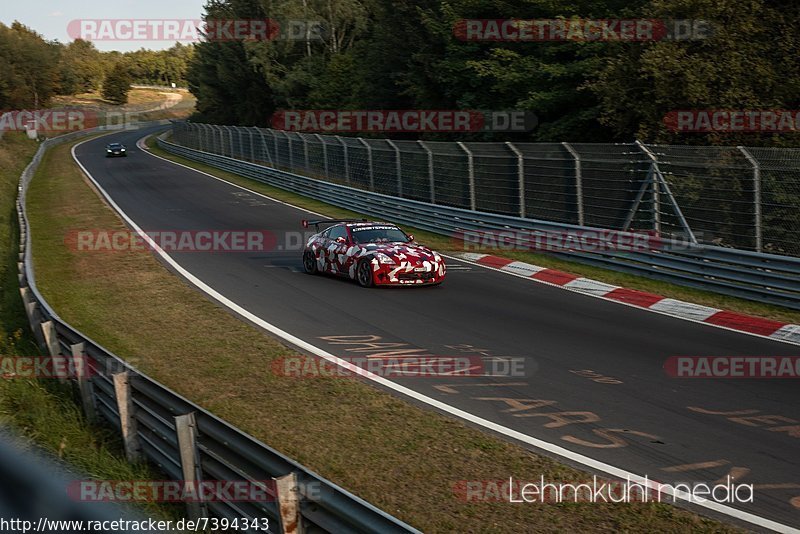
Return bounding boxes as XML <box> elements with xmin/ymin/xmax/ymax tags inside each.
<box><xmin>171</xmin><ymin>122</ymin><xmax>800</xmax><ymax>258</ymax></box>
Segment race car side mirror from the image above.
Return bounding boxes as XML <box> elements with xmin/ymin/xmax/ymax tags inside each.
<box><xmin>407</xmin><ymin>234</ymin><xmax>415</xmax><ymax>242</ymax></box>
<box><xmin>302</xmin><ymin>220</ymin><xmax>309</xmax><ymax>228</ymax></box>
<box><xmin>335</xmin><ymin>236</ymin><xmax>346</xmax><ymax>243</ymax></box>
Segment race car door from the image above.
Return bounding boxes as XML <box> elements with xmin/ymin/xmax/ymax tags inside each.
<box><xmin>326</xmin><ymin>225</ymin><xmax>350</xmax><ymax>274</ymax></box>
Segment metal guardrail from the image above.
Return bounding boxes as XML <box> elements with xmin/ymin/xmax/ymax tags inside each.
<box><xmin>13</xmin><ymin>125</ymin><xmax>419</xmax><ymax>534</ymax></box>
<box><xmin>171</xmin><ymin>122</ymin><xmax>800</xmax><ymax>258</ymax></box>
<box><xmin>158</xmin><ymin>130</ymin><xmax>800</xmax><ymax>310</ymax></box>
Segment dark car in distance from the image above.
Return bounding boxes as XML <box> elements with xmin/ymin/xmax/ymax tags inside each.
<box><xmin>105</xmin><ymin>142</ymin><xmax>127</xmax><ymax>157</ymax></box>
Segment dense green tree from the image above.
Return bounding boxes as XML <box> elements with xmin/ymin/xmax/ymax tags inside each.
<box><xmin>123</xmin><ymin>44</ymin><xmax>194</xmax><ymax>86</ymax></box>
<box><xmin>0</xmin><ymin>22</ymin><xmax>60</xmax><ymax>109</ymax></box>
<box><xmin>182</xmin><ymin>0</ymin><xmax>800</xmax><ymax>145</ymax></box>
<box><xmin>589</xmin><ymin>0</ymin><xmax>800</xmax><ymax>145</ymax></box>
<box><xmin>57</xmin><ymin>39</ymin><xmax>105</xmax><ymax>94</ymax></box>
<box><xmin>102</xmin><ymin>63</ymin><xmax>133</xmax><ymax>104</ymax></box>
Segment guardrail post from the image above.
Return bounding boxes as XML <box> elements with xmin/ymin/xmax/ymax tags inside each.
<box><xmin>457</xmin><ymin>142</ymin><xmax>476</xmax><ymax>211</ymax></box>
<box><xmin>227</xmin><ymin>126</ymin><xmax>235</xmax><ymax>158</ymax></box>
<box><xmin>738</xmin><ymin>146</ymin><xmax>762</xmax><ymax>252</ymax></box>
<box><xmin>281</xmin><ymin>131</ymin><xmax>294</xmax><ymax>170</ymax></box>
<box><xmin>213</xmin><ymin>125</ymin><xmax>224</xmax><ymax>155</ymax></box>
<box><xmin>112</xmin><ymin>371</ymin><xmax>142</xmax><ymax>462</ymax></box>
<box><xmin>211</xmin><ymin>124</ymin><xmax>220</xmax><ymax>154</ymax></box>
<box><xmin>248</xmin><ymin>127</ymin><xmax>256</xmax><ymax>162</ymax></box>
<box><xmin>19</xmin><ymin>286</ymin><xmax>33</xmax><ymax>323</ymax></box>
<box><xmin>358</xmin><ymin>138</ymin><xmax>374</xmax><ymax>190</ymax></box>
<box><xmin>258</xmin><ymin>129</ymin><xmax>274</xmax><ymax>166</ymax></box>
<box><xmin>177</xmin><ymin>123</ymin><xmax>186</xmax><ymax>147</ymax></box>
<box><xmin>301</xmin><ymin>134</ymin><xmax>310</xmax><ymax>171</ymax></box>
<box><xmin>562</xmin><ymin>142</ymin><xmax>584</xmax><ymax>226</ymax></box>
<box><xmin>622</xmin><ymin>166</ymin><xmax>653</xmax><ymax>232</ymax></box>
<box><xmin>41</xmin><ymin>320</ymin><xmax>60</xmax><ymax>356</ymax></box>
<box><xmin>198</xmin><ymin>124</ymin><xmax>207</xmax><ymax>152</ymax></box>
<box><xmin>385</xmin><ymin>140</ymin><xmax>403</xmax><ymax>197</ymax></box>
<box><xmin>506</xmin><ymin>142</ymin><xmax>526</xmax><ymax>218</ymax></box>
<box><xmin>175</xmin><ymin>413</ymin><xmax>207</xmax><ymax>521</ymax></box>
<box><xmin>205</xmin><ymin>125</ymin><xmax>217</xmax><ymax>154</ymax></box>
<box><xmin>635</xmin><ymin>141</ymin><xmax>697</xmax><ymax>244</ymax></box>
<box><xmin>236</xmin><ymin>127</ymin><xmax>244</xmax><ymax>159</ymax></box>
<box><xmin>336</xmin><ymin>136</ymin><xmax>350</xmax><ymax>184</ymax></box>
<box><xmin>40</xmin><ymin>321</ymin><xmax>65</xmax><ymax>384</ymax></box>
<box><xmin>19</xmin><ymin>287</ymin><xmax>44</xmax><ymax>347</ymax></box>
<box><xmin>635</xmin><ymin>141</ymin><xmax>661</xmax><ymax>234</ymax></box>
<box><xmin>314</xmin><ymin>134</ymin><xmax>328</xmax><ymax>179</ymax></box>
<box><xmin>656</xmin><ymin>169</ymin><xmax>697</xmax><ymax>245</ymax></box>
<box><xmin>272</xmin><ymin>129</ymin><xmax>280</xmax><ymax>167</ymax></box>
<box><xmin>652</xmin><ymin>165</ymin><xmax>661</xmax><ymax>232</ymax></box>
<box><xmin>417</xmin><ymin>140</ymin><xmax>435</xmax><ymax>204</ymax></box>
<box><xmin>72</xmin><ymin>343</ymin><xmax>97</xmax><ymax>423</ymax></box>
<box><xmin>275</xmin><ymin>472</ymin><xmax>302</xmax><ymax>534</ymax></box>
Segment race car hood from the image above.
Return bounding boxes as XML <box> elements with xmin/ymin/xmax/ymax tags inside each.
<box><xmin>359</xmin><ymin>242</ymin><xmax>439</xmax><ymax>263</ymax></box>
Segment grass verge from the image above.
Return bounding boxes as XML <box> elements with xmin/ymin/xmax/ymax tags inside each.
<box><xmin>0</xmin><ymin>132</ymin><xmax>181</xmax><ymax>522</ymax></box>
<box><xmin>23</xmin><ymin>136</ymin><xmax>743</xmax><ymax>530</ymax></box>
<box><xmin>0</xmin><ymin>133</ymin><xmax>37</xmax><ymax>337</ymax></box>
<box><xmin>146</xmin><ymin>136</ymin><xmax>800</xmax><ymax>325</ymax></box>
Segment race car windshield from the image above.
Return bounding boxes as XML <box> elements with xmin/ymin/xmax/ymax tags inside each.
<box><xmin>351</xmin><ymin>226</ymin><xmax>409</xmax><ymax>244</ymax></box>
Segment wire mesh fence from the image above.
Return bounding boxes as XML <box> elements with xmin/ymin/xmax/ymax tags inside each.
<box><xmin>171</xmin><ymin>122</ymin><xmax>800</xmax><ymax>257</ymax></box>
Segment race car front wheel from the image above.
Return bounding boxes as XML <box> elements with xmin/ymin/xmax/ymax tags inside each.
<box><xmin>356</xmin><ymin>259</ymin><xmax>374</xmax><ymax>288</ymax></box>
<box><xmin>303</xmin><ymin>251</ymin><xmax>318</xmax><ymax>274</ymax></box>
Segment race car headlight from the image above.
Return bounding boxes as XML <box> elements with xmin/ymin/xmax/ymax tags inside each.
<box><xmin>120</xmin><ymin>148</ymin><xmax>126</xmax><ymax>151</ymax></box>
<box><xmin>106</xmin><ymin>149</ymin><xmax>112</xmax><ymax>152</ymax></box>
<box><xmin>375</xmin><ymin>253</ymin><xmax>396</xmax><ymax>264</ymax></box>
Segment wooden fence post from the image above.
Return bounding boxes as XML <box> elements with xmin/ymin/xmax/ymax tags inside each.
<box><xmin>175</xmin><ymin>413</ymin><xmax>207</xmax><ymax>521</ymax></box>
<box><xmin>276</xmin><ymin>472</ymin><xmax>302</xmax><ymax>534</ymax></box>
<box><xmin>113</xmin><ymin>371</ymin><xmax>141</xmax><ymax>462</ymax></box>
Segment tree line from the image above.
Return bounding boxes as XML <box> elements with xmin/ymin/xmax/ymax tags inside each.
<box><xmin>187</xmin><ymin>0</ymin><xmax>800</xmax><ymax>146</ymax></box>
<box><xmin>0</xmin><ymin>21</ymin><xmax>193</xmax><ymax>108</ymax></box>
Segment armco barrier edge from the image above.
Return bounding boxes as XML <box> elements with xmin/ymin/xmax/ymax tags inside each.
<box><xmin>157</xmin><ymin>131</ymin><xmax>800</xmax><ymax>310</ymax></box>
<box><xmin>14</xmin><ymin>125</ymin><xmax>419</xmax><ymax>534</ymax></box>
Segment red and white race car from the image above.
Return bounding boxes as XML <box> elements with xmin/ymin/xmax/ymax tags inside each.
<box><xmin>301</xmin><ymin>219</ymin><xmax>446</xmax><ymax>287</ymax></box>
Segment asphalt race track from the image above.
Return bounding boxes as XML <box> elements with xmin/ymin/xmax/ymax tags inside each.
<box><xmin>73</xmin><ymin>127</ymin><xmax>799</xmax><ymax>531</ymax></box>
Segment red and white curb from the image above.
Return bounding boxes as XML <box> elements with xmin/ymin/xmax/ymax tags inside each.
<box><xmin>458</xmin><ymin>253</ymin><xmax>800</xmax><ymax>346</ymax></box>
